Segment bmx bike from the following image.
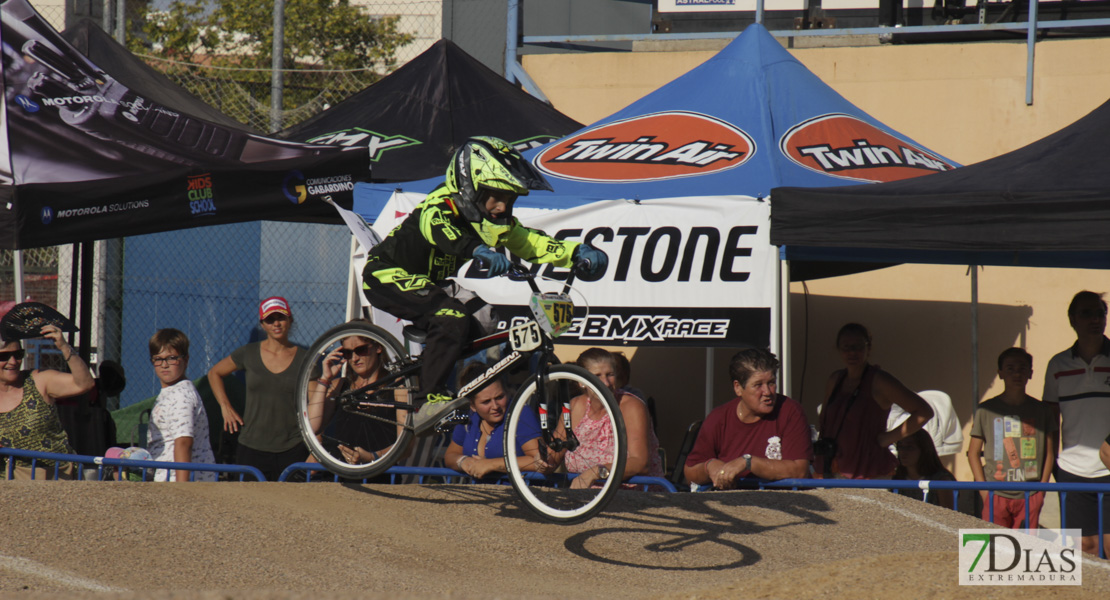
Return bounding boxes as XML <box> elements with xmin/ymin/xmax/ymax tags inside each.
<box><xmin>294</xmin><ymin>263</ymin><xmax>627</xmax><ymax>524</ymax></box>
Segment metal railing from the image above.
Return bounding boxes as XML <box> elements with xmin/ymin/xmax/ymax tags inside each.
<box><xmin>517</xmin><ymin>0</ymin><xmax>1110</xmax><ymax>106</ymax></box>
<box><xmin>7</xmin><ymin>448</ymin><xmax>1104</xmax><ymax>557</ymax></box>
<box><xmin>1</xmin><ymin>447</ymin><xmax>265</xmax><ymax>482</ymax></box>
<box><xmin>279</xmin><ymin>461</ymin><xmax>679</xmax><ymax>492</ymax></box>
<box><xmin>756</xmin><ymin>477</ymin><xmax>1109</xmax><ymax>559</ymax></box>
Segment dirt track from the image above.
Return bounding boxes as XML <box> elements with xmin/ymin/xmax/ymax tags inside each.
<box><xmin>0</xmin><ymin>481</ymin><xmax>1105</xmax><ymax>599</ymax></box>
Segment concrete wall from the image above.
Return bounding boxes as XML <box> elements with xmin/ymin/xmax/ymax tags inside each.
<box><xmin>529</xmin><ymin>36</ymin><xmax>1110</xmax><ymax>481</ymax></box>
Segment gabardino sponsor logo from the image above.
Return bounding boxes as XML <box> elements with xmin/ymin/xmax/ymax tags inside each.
<box><xmin>283</xmin><ymin>170</ymin><xmax>354</xmax><ymax>204</ymax></box>
<box><xmin>283</xmin><ymin>170</ymin><xmax>308</xmax><ymax>204</ymax></box>
<box><xmin>781</xmin><ymin>113</ymin><xmax>957</xmax><ymax>182</ymax></box>
<box><xmin>535</xmin><ymin>111</ymin><xmax>755</xmax><ymax>183</ymax></box>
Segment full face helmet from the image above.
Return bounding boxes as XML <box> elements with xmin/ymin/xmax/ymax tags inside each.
<box><xmin>445</xmin><ymin>137</ymin><xmax>553</xmax><ymax>244</ymax></box>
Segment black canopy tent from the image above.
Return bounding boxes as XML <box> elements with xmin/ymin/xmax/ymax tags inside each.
<box><xmin>60</xmin><ymin>19</ymin><xmax>254</xmax><ymax>132</ymax></box>
<box><xmin>276</xmin><ymin>39</ymin><xmax>583</xmax><ymax>182</ymax></box>
<box><xmin>0</xmin><ymin>0</ymin><xmax>368</xmax><ymax>251</ymax></box>
<box><xmin>770</xmin><ymin>98</ymin><xmax>1110</xmax><ymax>407</ymax></box>
<box><xmin>771</xmin><ymin>98</ymin><xmax>1110</xmax><ymax>270</ymax></box>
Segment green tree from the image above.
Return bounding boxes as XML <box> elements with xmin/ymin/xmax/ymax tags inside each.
<box><xmin>128</xmin><ymin>0</ymin><xmax>413</xmax><ymax>131</ymax></box>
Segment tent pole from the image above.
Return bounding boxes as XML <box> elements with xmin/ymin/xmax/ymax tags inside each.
<box><xmin>67</xmin><ymin>243</ymin><xmax>80</xmax><ymax>349</ymax></box>
<box><xmin>78</xmin><ymin>242</ymin><xmax>94</xmax><ymax>363</ymax></box>
<box><xmin>971</xmin><ymin>266</ymin><xmax>980</xmax><ymax>406</ymax></box>
<box><xmin>506</xmin><ymin>0</ymin><xmax>520</xmax><ymax>82</ymax></box>
<box><xmin>12</xmin><ymin>250</ymin><xmax>24</xmax><ymax>304</ymax></box>
<box><xmin>705</xmin><ymin>348</ymin><xmax>714</xmax><ymax>417</ymax></box>
<box><xmin>780</xmin><ymin>255</ymin><xmax>791</xmax><ymax>398</ymax></box>
<box><xmin>115</xmin><ymin>0</ymin><xmax>126</xmax><ymax>44</ymax></box>
<box><xmin>1025</xmin><ymin>0</ymin><xmax>1038</xmax><ymax>106</ymax></box>
<box><xmin>270</xmin><ymin>0</ymin><xmax>286</xmax><ymax>133</ymax></box>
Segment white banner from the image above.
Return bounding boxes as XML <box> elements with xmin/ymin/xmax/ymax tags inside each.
<box><xmin>658</xmin><ymin>0</ymin><xmax>807</xmax><ymax>13</ymax></box>
<box><xmin>367</xmin><ymin>192</ymin><xmax>775</xmax><ymax>347</ymax></box>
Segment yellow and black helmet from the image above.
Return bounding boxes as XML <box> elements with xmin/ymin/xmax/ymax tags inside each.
<box><xmin>445</xmin><ymin>136</ymin><xmax>553</xmax><ymax>226</ymax></box>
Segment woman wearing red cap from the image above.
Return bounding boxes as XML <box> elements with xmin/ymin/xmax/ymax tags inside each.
<box><xmin>207</xmin><ymin>296</ymin><xmax>309</xmax><ymax>481</ymax></box>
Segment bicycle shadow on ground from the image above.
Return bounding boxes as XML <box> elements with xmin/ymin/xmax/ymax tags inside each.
<box><xmin>338</xmin><ymin>480</ymin><xmax>524</xmax><ymax>511</ymax></box>
<box><xmin>560</xmin><ymin>489</ymin><xmax>836</xmax><ymax>571</ymax></box>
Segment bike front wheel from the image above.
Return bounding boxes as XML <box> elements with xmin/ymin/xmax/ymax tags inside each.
<box><xmin>295</xmin><ymin>322</ymin><xmax>415</xmax><ymax>480</ymax></box>
<box><xmin>504</xmin><ymin>364</ymin><xmax>627</xmax><ymax>524</ymax></box>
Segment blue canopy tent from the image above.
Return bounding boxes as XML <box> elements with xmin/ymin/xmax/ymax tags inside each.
<box><xmin>350</xmin><ymin>23</ymin><xmax>958</xmax><ymax>405</ymax></box>
<box><xmin>355</xmin><ymin>23</ymin><xmax>956</xmax><ymax>216</ymax></box>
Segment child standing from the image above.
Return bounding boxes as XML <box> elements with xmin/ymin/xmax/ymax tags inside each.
<box><xmin>968</xmin><ymin>348</ymin><xmax>1058</xmax><ymax>528</ymax></box>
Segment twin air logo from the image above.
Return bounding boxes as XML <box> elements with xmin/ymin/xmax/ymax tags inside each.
<box><xmin>535</xmin><ymin>111</ymin><xmax>755</xmax><ymax>183</ymax></box>
<box><xmin>305</xmin><ymin>129</ymin><xmax>420</xmax><ymax>161</ymax></box>
<box><xmin>781</xmin><ymin>114</ymin><xmax>956</xmax><ymax>182</ymax></box>
<box><xmin>187</xmin><ymin>173</ymin><xmax>216</xmax><ymax>217</ymax></box>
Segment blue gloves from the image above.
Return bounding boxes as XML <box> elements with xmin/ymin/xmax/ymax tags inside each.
<box><xmin>573</xmin><ymin>244</ymin><xmax>608</xmax><ymax>277</ymax></box>
<box><xmin>473</xmin><ymin>245</ymin><xmax>511</xmax><ymax>277</ymax></box>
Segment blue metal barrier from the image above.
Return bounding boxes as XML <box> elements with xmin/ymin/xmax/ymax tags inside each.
<box><xmin>753</xmin><ymin>478</ymin><xmax>1108</xmax><ymax>559</ymax></box>
<box><xmin>279</xmin><ymin>462</ymin><xmax>678</xmax><ymax>492</ymax></box>
<box><xmin>1</xmin><ymin>447</ymin><xmax>265</xmax><ymax>482</ymax></box>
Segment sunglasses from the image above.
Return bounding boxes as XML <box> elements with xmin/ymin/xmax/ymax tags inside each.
<box><xmin>262</xmin><ymin>313</ymin><xmax>289</xmax><ymax>324</ymax></box>
<box><xmin>0</xmin><ymin>349</ymin><xmax>26</xmax><ymax>362</ymax></box>
<box><xmin>338</xmin><ymin>344</ymin><xmax>375</xmax><ymax>359</ymax></box>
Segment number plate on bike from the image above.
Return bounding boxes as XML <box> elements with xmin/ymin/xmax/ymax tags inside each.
<box><xmin>509</xmin><ymin>321</ymin><xmax>543</xmax><ymax>352</ymax></box>
<box><xmin>529</xmin><ymin>292</ymin><xmax>574</xmax><ymax>338</ymax></box>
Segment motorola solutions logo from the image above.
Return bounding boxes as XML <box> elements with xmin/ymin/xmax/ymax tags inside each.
<box><xmin>15</xmin><ymin>95</ymin><xmax>41</xmax><ymax>113</ymax></box>
<box><xmin>535</xmin><ymin>111</ymin><xmax>755</xmax><ymax>183</ymax></box>
<box><xmin>41</xmin><ymin>206</ymin><xmax>54</xmax><ymax>225</ymax></box>
<box><xmin>780</xmin><ymin>113</ymin><xmax>957</xmax><ymax>183</ymax></box>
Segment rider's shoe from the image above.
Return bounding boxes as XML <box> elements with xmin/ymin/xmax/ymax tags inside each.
<box><xmin>434</xmin><ymin>408</ymin><xmax>471</xmax><ymax>435</ymax></box>
<box><xmin>411</xmin><ymin>392</ymin><xmax>469</xmax><ymax>432</ymax></box>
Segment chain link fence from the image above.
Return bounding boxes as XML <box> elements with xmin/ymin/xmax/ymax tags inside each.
<box><xmin>3</xmin><ymin>0</ymin><xmax>502</xmax><ymax>408</ymax></box>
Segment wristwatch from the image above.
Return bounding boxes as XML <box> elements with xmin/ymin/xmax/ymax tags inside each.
<box><xmin>596</xmin><ymin>465</ymin><xmax>611</xmax><ymax>480</ymax></box>
<box><xmin>742</xmin><ymin>454</ymin><xmax>753</xmax><ymax>474</ymax></box>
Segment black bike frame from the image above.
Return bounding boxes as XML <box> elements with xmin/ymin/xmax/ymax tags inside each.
<box><xmin>333</xmin><ymin>264</ymin><xmax>582</xmax><ymax>443</ymax></box>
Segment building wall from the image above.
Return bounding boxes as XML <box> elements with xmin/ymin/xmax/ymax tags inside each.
<box><xmin>527</xmin><ymin>36</ymin><xmax>1110</xmax><ymax>482</ymax></box>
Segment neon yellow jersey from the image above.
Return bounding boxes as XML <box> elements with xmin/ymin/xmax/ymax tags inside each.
<box><xmin>364</xmin><ymin>185</ymin><xmax>579</xmax><ymax>288</ymax></box>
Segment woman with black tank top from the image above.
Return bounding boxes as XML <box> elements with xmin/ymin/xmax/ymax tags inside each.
<box><xmin>816</xmin><ymin>323</ymin><xmax>934</xmax><ymax>479</ymax></box>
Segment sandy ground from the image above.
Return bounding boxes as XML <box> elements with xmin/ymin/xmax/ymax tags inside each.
<box><xmin>0</xmin><ymin>481</ymin><xmax>1106</xmax><ymax>599</ymax></box>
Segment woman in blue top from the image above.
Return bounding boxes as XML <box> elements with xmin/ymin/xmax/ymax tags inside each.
<box><xmin>444</xmin><ymin>361</ymin><xmax>548</xmax><ymax>480</ymax></box>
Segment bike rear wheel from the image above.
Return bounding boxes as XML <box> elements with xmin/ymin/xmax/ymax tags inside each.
<box><xmin>295</xmin><ymin>322</ymin><xmax>415</xmax><ymax>480</ymax></box>
<box><xmin>504</xmin><ymin>364</ymin><xmax>627</xmax><ymax>524</ymax></box>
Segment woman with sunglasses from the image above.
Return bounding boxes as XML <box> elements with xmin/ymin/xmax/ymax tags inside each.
<box><xmin>208</xmin><ymin>297</ymin><xmax>309</xmax><ymax>481</ymax></box>
<box><xmin>0</xmin><ymin>324</ymin><xmax>94</xmax><ymax>480</ymax></box>
<box><xmin>308</xmin><ymin>321</ymin><xmax>406</xmax><ymax>471</ymax></box>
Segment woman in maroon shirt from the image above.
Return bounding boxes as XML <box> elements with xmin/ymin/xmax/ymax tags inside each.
<box><xmin>684</xmin><ymin>348</ymin><xmax>813</xmax><ymax>489</ymax></box>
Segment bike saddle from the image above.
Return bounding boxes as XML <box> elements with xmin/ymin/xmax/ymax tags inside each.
<box><xmin>402</xmin><ymin>325</ymin><xmax>428</xmax><ymax>346</ymax></box>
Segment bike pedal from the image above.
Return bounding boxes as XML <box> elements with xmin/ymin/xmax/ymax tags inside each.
<box><xmin>434</xmin><ymin>408</ymin><xmax>470</xmax><ymax>434</ymax></box>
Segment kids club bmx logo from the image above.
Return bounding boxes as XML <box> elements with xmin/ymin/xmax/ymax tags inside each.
<box><xmin>535</xmin><ymin>111</ymin><xmax>755</xmax><ymax>183</ymax></box>
<box><xmin>780</xmin><ymin>113</ymin><xmax>957</xmax><ymax>183</ymax></box>
<box><xmin>959</xmin><ymin>528</ymin><xmax>1081</xmax><ymax>586</ymax></box>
